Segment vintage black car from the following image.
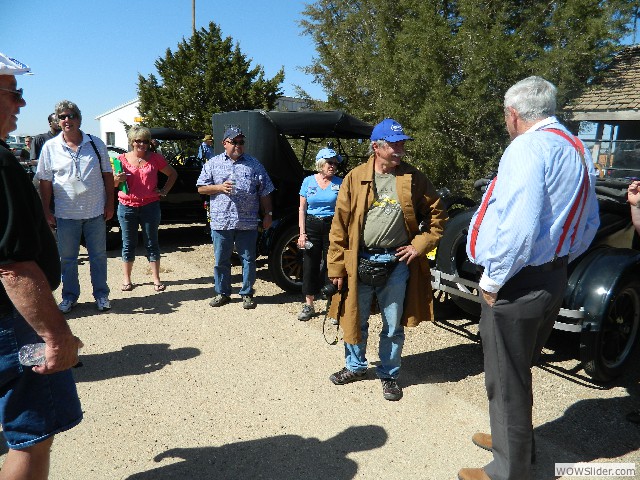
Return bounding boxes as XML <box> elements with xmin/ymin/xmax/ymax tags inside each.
<box><xmin>432</xmin><ymin>176</ymin><xmax>640</xmax><ymax>382</ymax></box>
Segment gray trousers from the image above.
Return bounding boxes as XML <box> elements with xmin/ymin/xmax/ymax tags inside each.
<box><xmin>480</xmin><ymin>258</ymin><xmax>567</xmax><ymax>480</ymax></box>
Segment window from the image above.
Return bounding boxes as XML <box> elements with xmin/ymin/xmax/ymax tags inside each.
<box><xmin>106</xmin><ymin>132</ymin><xmax>115</xmax><ymax>146</ymax></box>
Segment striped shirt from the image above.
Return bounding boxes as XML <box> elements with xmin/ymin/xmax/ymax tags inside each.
<box><xmin>36</xmin><ymin>131</ymin><xmax>112</xmax><ymax>220</ymax></box>
<box><xmin>466</xmin><ymin>117</ymin><xmax>600</xmax><ymax>293</ymax></box>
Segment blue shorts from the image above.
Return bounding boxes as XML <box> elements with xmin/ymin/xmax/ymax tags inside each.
<box><xmin>0</xmin><ymin>309</ymin><xmax>82</xmax><ymax>450</ymax></box>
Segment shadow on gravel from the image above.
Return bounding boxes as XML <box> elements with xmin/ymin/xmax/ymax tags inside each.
<box><xmin>73</xmin><ymin>344</ymin><xmax>200</xmax><ymax>383</ymax></box>
<box><xmin>533</xmin><ymin>355</ymin><xmax>640</xmax><ymax>475</ymax></box>
<box><xmin>402</xmin><ymin>343</ymin><xmax>484</xmax><ymax>385</ymax></box>
<box><xmin>125</xmin><ymin>425</ymin><xmax>387</xmax><ymax>480</ymax></box>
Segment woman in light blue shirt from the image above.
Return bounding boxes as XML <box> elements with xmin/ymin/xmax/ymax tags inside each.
<box><xmin>296</xmin><ymin>148</ymin><xmax>343</xmax><ymax>321</ymax></box>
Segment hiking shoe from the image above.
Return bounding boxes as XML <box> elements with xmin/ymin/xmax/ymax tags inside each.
<box><xmin>297</xmin><ymin>304</ymin><xmax>315</xmax><ymax>321</ymax></box>
<box><xmin>242</xmin><ymin>295</ymin><xmax>256</xmax><ymax>309</ymax></box>
<box><xmin>209</xmin><ymin>294</ymin><xmax>230</xmax><ymax>307</ymax></box>
<box><xmin>58</xmin><ymin>299</ymin><xmax>77</xmax><ymax>313</ymax></box>
<box><xmin>96</xmin><ymin>297</ymin><xmax>111</xmax><ymax>312</ymax></box>
<box><xmin>330</xmin><ymin>367</ymin><xmax>367</xmax><ymax>385</ymax></box>
<box><xmin>381</xmin><ymin>378</ymin><xmax>403</xmax><ymax>401</ymax></box>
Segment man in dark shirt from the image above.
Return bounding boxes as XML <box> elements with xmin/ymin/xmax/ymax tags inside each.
<box><xmin>30</xmin><ymin>112</ymin><xmax>61</xmax><ymax>161</ymax></box>
<box><xmin>0</xmin><ymin>52</ymin><xmax>83</xmax><ymax>480</ymax></box>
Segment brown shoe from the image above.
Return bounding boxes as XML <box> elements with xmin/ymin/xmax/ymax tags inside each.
<box><xmin>472</xmin><ymin>432</ymin><xmax>492</xmax><ymax>451</ymax></box>
<box><xmin>471</xmin><ymin>431</ymin><xmax>536</xmax><ymax>463</ymax></box>
<box><xmin>458</xmin><ymin>468</ymin><xmax>490</xmax><ymax>480</ymax></box>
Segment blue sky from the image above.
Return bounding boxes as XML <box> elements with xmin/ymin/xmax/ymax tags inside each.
<box><xmin>4</xmin><ymin>0</ymin><xmax>324</xmax><ymax>137</ymax></box>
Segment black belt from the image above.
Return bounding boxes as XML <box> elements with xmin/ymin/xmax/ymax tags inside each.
<box><xmin>306</xmin><ymin>215</ymin><xmax>333</xmax><ymax>222</ymax></box>
<box><xmin>521</xmin><ymin>256</ymin><xmax>568</xmax><ymax>274</ymax></box>
<box><xmin>361</xmin><ymin>245</ymin><xmax>404</xmax><ymax>254</ymax></box>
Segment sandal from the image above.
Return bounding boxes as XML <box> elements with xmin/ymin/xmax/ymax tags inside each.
<box><xmin>121</xmin><ymin>283</ymin><xmax>133</xmax><ymax>291</ymax></box>
<box><xmin>154</xmin><ymin>283</ymin><xmax>166</xmax><ymax>292</ymax></box>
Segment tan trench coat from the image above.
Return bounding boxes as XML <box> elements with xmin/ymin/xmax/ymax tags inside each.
<box><xmin>327</xmin><ymin>155</ymin><xmax>448</xmax><ymax>345</ymax></box>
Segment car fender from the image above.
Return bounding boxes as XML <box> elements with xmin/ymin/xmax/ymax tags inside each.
<box><xmin>258</xmin><ymin>212</ymin><xmax>297</xmax><ymax>257</ymax></box>
<box><xmin>564</xmin><ymin>246</ymin><xmax>640</xmax><ymax>331</ymax></box>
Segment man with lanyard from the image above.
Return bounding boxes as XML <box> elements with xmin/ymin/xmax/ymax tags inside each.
<box><xmin>458</xmin><ymin>76</ymin><xmax>599</xmax><ymax>480</ymax></box>
<box><xmin>327</xmin><ymin>118</ymin><xmax>447</xmax><ymax>401</ymax></box>
<box><xmin>0</xmin><ymin>52</ymin><xmax>83</xmax><ymax>480</ymax></box>
<box><xmin>196</xmin><ymin>126</ymin><xmax>274</xmax><ymax>310</ymax></box>
<box><xmin>36</xmin><ymin>100</ymin><xmax>115</xmax><ymax>314</ymax></box>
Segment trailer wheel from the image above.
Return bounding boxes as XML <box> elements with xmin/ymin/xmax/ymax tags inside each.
<box><xmin>434</xmin><ymin>209</ymin><xmax>481</xmax><ymax>318</ymax></box>
<box><xmin>268</xmin><ymin>224</ymin><xmax>303</xmax><ymax>293</ymax></box>
<box><xmin>581</xmin><ymin>277</ymin><xmax>640</xmax><ymax>382</ymax></box>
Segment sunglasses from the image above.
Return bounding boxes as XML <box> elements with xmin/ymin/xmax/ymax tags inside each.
<box><xmin>325</xmin><ymin>161</ymin><xmax>338</xmax><ymax>166</ymax></box>
<box><xmin>58</xmin><ymin>113</ymin><xmax>78</xmax><ymax>120</ymax></box>
<box><xmin>0</xmin><ymin>87</ymin><xmax>24</xmax><ymax>102</ymax></box>
<box><xmin>226</xmin><ymin>139</ymin><xmax>245</xmax><ymax>146</ymax></box>
<box><xmin>133</xmin><ymin>139</ymin><xmax>150</xmax><ymax>144</ymax></box>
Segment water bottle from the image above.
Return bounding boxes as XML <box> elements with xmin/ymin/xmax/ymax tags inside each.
<box><xmin>18</xmin><ymin>343</ymin><xmax>81</xmax><ymax>366</ymax></box>
<box><xmin>228</xmin><ymin>171</ymin><xmax>236</xmax><ymax>195</ymax></box>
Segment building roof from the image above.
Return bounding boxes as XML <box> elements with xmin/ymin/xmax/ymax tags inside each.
<box><xmin>95</xmin><ymin>98</ymin><xmax>139</xmax><ymax>119</ymax></box>
<box><xmin>567</xmin><ymin>44</ymin><xmax>640</xmax><ymax>122</ymax></box>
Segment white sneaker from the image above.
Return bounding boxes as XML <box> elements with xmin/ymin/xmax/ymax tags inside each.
<box><xmin>96</xmin><ymin>297</ymin><xmax>111</xmax><ymax>312</ymax></box>
<box><xmin>58</xmin><ymin>299</ymin><xmax>77</xmax><ymax>313</ymax></box>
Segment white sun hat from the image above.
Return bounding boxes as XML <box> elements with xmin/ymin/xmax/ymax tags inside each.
<box><xmin>0</xmin><ymin>53</ymin><xmax>31</xmax><ymax>75</ymax></box>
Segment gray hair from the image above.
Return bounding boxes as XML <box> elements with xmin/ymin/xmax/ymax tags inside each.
<box><xmin>367</xmin><ymin>139</ymin><xmax>387</xmax><ymax>156</ymax></box>
<box><xmin>315</xmin><ymin>156</ymin><xmax>338</xmax><ymax>171</ymax></box>
<box><xmin>504</xmin><ymin>76</ymin><xmax>556</xmax><ymax>122</ymax></box>
<box><xmin>127</xmin><ymin>125</ymin><xmax>151</xmax><ymax>145</ymax></box>
<box><xmin>54</xmin><ymin>100</ymin><xmax>82</xmax><ymax>122</ymax></box>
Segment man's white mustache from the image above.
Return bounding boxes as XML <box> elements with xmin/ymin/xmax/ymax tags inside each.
<box><xmin>392</xmin><ymin>152</ymin><xmax>405</xmax><ymax>158</ymax></box>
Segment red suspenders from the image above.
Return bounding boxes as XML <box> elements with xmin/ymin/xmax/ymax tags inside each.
<box><xmin>469</xmin><ymin>128</ymin><xmax>589</xmax><ymax>260</ymax></box>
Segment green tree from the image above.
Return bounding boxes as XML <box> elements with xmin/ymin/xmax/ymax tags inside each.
<box><xmin>301</xmin><ymin>0</ymin><xmax>636</xmax><ymax>195</ymax></box>
<box><xmin>138</xmin><ymin>22</ymin><xmax>284</xmax><ymax>136</ymax></box>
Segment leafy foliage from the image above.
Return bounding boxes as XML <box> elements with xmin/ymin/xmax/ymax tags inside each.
<box><xmin>138</xmin><ymin>22</ymin><xmax>284</xmax><ymax>137</ymax></box>
<box><xmin>301</xmin><ymin>0</ymin><xmax>636</xmax><ymax>195</ymax></box>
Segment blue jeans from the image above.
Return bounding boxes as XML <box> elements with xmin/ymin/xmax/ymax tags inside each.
<box><xmin>345</xmin><ymin>253</ymin><xmax>409</xmax><ymax>379</ymax></box>
<box><xmin>56</xmin><ymin>215</ymin><xmax>109</xmax><ymax>301</ymax></box>
<box><xmin>0</xmin><ymin>309</ymin><xmax>82</xmax><ymax>449</ymax></box>
<box><xmin>117</xmin><ymin>202</ymin><xmax>162</xmax><ymax>262</ymax></box>
<box><xmin>211</xmin><ymin>229</ymin><xmax>258</xmax><ymax>296</ymax></box>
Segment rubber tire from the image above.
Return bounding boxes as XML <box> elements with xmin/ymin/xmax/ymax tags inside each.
<box><xmin>581</xmin><ymin>276</ymin><xmax>640</xmax><ymax>382</ymax></box>
<box><xmin>434</xmin><ymin>209</ymin><xmax>481</xmax><ymax>318</ymax></box>
<box><xmin>268</xmin><ymin>224</ymin><xmax>303</xmax><ymax>293</ymax></box>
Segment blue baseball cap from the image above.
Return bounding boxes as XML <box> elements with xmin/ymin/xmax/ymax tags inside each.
<box><xmin>315</xmin><ymin>147</ymin><xmax>342</xmax><ymax>163</ymax></box>
<box><xmin>370</xmin><ymin>118</ymin><xmax>413</xmax><ymax>142</ymax></box>
<box><xmin>223</xmin><ymin>126</ymin><xmax>244</xmax><ymax>140</ymax></box>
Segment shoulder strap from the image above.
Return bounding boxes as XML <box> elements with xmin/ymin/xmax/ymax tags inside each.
<box><xmin>542</xmin><ymin>128</ymin><xmax>590</xmax><ymax>255</ymax></box>
<box><xmin>87</xmin><ymin>134</ymin><xmax>102</xmax><ymax>163</ymax></box>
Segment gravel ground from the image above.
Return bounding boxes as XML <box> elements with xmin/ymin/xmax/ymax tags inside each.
<box><xmin>2</xmin><ymin>224</ymin><xmax>638</xmax><ymax>479</ymax></box>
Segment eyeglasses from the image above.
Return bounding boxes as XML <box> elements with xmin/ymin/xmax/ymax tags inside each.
<box><xmin>58</xmin><ymin>113</ymin><xmax>78</xmax><ymax>120</ymax></box>
<box><xmin>0</xmin><ymin>87</ymin><xmax>23</xmax><ymax>102</ymax></box>
<box><xmin>133</xmin><ymin>139</ymin><xmax>150</xmax><ymax>144</ymax></box>
<box><xmin>226</xmin><ymin>139</ymin><xmax>245</xmax><ymax>146</ymax></box>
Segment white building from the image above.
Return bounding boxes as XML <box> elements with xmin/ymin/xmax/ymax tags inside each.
<box><xmin>96</xmin><ymin>96</ymin><xmax>310</xmax><ymax>149</ymax></box>
<box><xmin>95</xmin><ymin>99</ymin><xmax>140</xmax><ymax>149</ymax></box>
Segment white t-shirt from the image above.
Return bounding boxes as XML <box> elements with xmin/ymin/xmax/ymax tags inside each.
<box><xmin>37</xmin><ymin>131</ymin><xmax>112</xmax><ymax>220</ymax></box>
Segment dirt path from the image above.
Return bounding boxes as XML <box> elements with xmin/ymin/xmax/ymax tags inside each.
<box><xmin>4</xmin><ymin>224</ymin><xmax>638</xmax><ymax>479</ymax></box>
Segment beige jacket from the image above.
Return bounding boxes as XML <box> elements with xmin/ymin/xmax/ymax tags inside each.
<box><xmin>327</xmin><ymin>155</ymin><xmax>448</xmax><ymax>344</ymax></box>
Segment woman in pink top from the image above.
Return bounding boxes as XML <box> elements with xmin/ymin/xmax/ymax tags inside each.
<box><xmin>113</xmin><ymin>126</ymin><xmax>177</xmax><ymax>292</ymax></box>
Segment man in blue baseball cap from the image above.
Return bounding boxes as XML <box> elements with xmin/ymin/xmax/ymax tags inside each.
<box><xmin>326</xmin><ymin>118</ymin><xmax>447</xmax><ymax>401</ymax></box>
<box><xmin>197</xmin><ymin>125</ymin><xmax>274</xmax><ymax>310</ymax></box>
<box><xmin>0</xmin><ymin>52</ymin><xmax>83</xmax><ymax>479</ymax></box>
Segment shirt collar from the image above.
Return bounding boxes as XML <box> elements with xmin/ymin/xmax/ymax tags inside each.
<box><xmin>526</xmin><ymin>116</ymin><xmax>559</xmax><ymax>133</ymax></box>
